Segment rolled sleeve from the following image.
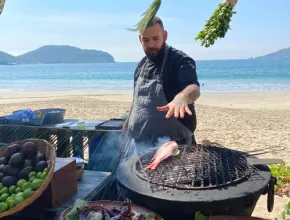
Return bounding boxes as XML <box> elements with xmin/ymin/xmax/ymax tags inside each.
<box><xmin>177</xmin><ymin>57</ymin><xmax>200</xmax><ymax>90</ymax></box>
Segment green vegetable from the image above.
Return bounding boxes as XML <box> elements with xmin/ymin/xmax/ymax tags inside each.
<box><xmin>104</xmin><ymin>213</ymin><xmax>110</xmax><ymax>220</ymax></box>
<box><xmin>195</xmin><ymin>211</ymin><xmax>209</xmax><ymax>220</ymax></box>
<box><xmin>145</xmin><ymin>215</ymin><xmax>156</xmax><ymax>220</ymax></box>
<box><xmin>127</xmin><ymin>0</ymin><xmax>162</xmax><ymax>33</ymax></box>
<box><xmin>65</xmin><ymin>199</ymin><xmax>89</xmax><ymax>220</ymax></box>
<box><xmin>274</xmin><ymin>202</ymin><xmax>290</xmax><ymax>220</ymax></box>
<box><xmin>195</xmin><ymin>1</ymin><xmax>237</xmax><ymax>48</ymax></box>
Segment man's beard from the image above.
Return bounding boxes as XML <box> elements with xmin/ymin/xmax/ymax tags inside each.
<box><xmin>145</xmin><ymin>42</ymin><xmax>166</xmax><ymax>62</ymax></box>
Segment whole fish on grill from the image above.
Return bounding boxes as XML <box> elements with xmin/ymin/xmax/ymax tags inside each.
<box><xmin>146</xmin><ymin>141</ymin><xmax>179</xmax><ymax>170</ymax></box>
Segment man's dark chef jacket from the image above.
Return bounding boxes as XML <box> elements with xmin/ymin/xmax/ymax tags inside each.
<box><xmin>129</xmin><ymin>45</ymin><xmax>200</xmax><ymax>146</ymax></box>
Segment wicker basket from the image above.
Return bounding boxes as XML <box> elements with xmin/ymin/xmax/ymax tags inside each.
<box><xmin>0</xmin><ymin>138</ymin><xmax>56</xmax><ymax>218</ymax></box>
<box><xmin>59</xmin><ymin>200</ymin><xmax>164</xmax><ymax>220</ymax></box>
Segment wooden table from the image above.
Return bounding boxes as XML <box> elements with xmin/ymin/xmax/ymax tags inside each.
<box><xmin>56</xmin><ymin>170</ymin><xmax>112</xmax><ymax>218</ymax></box>
<box><xmin>4</xmin><ymin>170</ymin><xmax>112</xmax><ymax>220</ymax></box>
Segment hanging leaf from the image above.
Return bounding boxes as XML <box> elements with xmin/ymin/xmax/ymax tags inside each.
<box><xmin>127</xmin><ymin>0</ymin><xmax>162</xmax><ymax>33</ymax></box>
<box><xmin>195</xmin><ymin>0</ymin><xmax>237</xmax><ymax>48</ymax></box>
<box><xmin>0</xmin><ymin>0</ymin><xmax>5</xmax><ymax>16</ymax></box>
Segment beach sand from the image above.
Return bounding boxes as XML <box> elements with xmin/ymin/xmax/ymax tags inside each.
<box><xmin>1</xmin><ymin>90</ymin><xmax>290</xmax><ymax>219</ymax></box>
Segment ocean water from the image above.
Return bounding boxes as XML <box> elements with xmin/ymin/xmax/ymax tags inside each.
<box><xmin>0</xmin><ymin>59</ymin><xmax>290</xmax><ymax>93</ymax></box>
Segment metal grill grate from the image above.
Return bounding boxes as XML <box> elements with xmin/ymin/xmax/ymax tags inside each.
<box><xmin>134</xmin><ymin>144</ymin><xmax>258</xmax><ymax>190</ymax></box>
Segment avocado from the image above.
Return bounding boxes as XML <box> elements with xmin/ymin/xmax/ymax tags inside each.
<box><xmin>8</xmin><ymin>152</ymin><xmax>25</xmax><ymax>168</ymax></box>
<box><xmin>4</xmin><ymin>144</ymin><xmax>20</xmax><ymax>158</ymax></box>
<box><xmin>2</xmin><ymin>176</ymin><xmax>18</xmax><ymax>187</ymax></box>
<box><xmin>23</xmin><ymin>159</ymin><xmax>34</xmax><ymax>168</ymax></box>
<box><xmin>35</xmin><ymin>161</ymin><xmax>48</xmax><ymax>172</ymax></box>
<box><xmin>35</xmin><ymin>152</ymin><xmax>46</xmax><ymax>163</ymax></box>
<box><xmin>18</xmin><ymin>166</ymin><xmax>34</xmax><ymax>180</ymax></box>
<box><xmin>0</xmin><ymin>164</ymin><xmax>5</xmax><ymax>173</ymax></box>
<box><xmin>21</xmin><ymin>141</ymin><xmax>37</xmax><ymax>158</ymax></box>
<box><xmin>4</xmin><ymin>165</ymin><xmax>19</xmax><ymax>176</ymax></box>
<box><xmin>0</xmin><ymin>173</ymin><xmax>4</xmax><ymax>182</ymax></box>
<box><xmin>0</xmin><ymin>157</ymin><xmax>7</xmax><ymax>165</ymax></box>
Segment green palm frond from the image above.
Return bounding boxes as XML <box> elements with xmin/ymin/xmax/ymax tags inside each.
<box><xmin>127</xmin><ymin>0</ymin><xmax>162</xmax><ymax>33</ymax></box>
<box><xmin>0</xmin><ymin>0</ymin><xmax>5</xmax><ymax>15</ymax></box>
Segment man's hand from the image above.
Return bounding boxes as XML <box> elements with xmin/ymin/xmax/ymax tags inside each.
<box><xmin>156</xmin><ymin>93</ymin><xmax>192</xmax><ymax>119</ymax></box>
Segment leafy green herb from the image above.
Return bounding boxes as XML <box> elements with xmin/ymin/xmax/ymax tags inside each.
<box><xmin>195</xmin><ymin>1</ymin><xmax>237</xmax><ymax>48</ymax></box>
<box><xmin>127</xmin><ymin>0</ymin><xmax>162</xmax><ymax>33</ymax></box>
<box><xmin>274</xmin><ymin>202</ymin><xmax>290</xmax><ymax>220</ymax></box>
<box><xmin>269</xmin><ymin>163</ymin><xmax>290</xmax><ymax>193</ymax></box>
<box><xmin>145</xmin><ymin>215</ymin><xmax>156</xmax><ymax>220</ymax></box>
<box><xmin>195</xmin><ymin>211</ymin><xmax>209</xmax><ymax>220</ymax></box>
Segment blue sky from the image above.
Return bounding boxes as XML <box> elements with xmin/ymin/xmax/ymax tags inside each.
<box><xmin>0</xmin><ymin>0</ymin><xmax>289</xmax><ymax>62</ymax></box>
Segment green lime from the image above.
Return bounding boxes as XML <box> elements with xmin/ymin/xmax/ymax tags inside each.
<box><xmin>36</xmin><ymin>172</ymin><xmax>42</xmax><ymax>179</ymax></box>
<box><xmin>0</xmin><ymin>193</ymin><xmax>9</xmax><ymax>202</ymax></box>
<box><xmin>31</xmin><ymin>179</ymin><xmax>43</xmax><ymax>190</ymax></box>
<box><xmin>40</xmin><ymin>172</ymin><xmax>47</xmax><ymax>180</ymax></box>
<box><xmin>0</xmin><ymin>202</ymin><xmax>8</xmax><ymax>212</ymax></box>
<box><xmin>28</xmin><ymin>171</ymin><xmax>37</xmax><ymax>178</ymax></box>
<box><xmin>21</xmin><ymin>182</ymin><xmax>31</xmax><ymax>191</ymax></box>
<box><xmin>0</xmin><ymin>187</ymin><xmax>8</xmax><ymax>195</ymax></box>
<box><xmin>23</xmin><ymin>189</ymin><xmax>33</xmax><ymax>199</ymax></box>
<box><xmin>15</xmin><ymin>192</ymin><xmax>24</xmax><ymax>198</ymax></box>
<box><xmin>43</xmin><ymin>168</ymin><xmax>48</xmax><ymax>173</ymax></box>
<box><xmin>10</xmin><ymin>194</ymin><xmax>15</xmax><ymax>199</ymax></box>
<box><xmin>17</xmin><ymin>179</ymin><xmax>26</xmax><ymax>188</ymax></box>
<box><xmin>14</xmin><ymin>197</ymin><xmax>23</xmax><ymax>205</ymax></box>
<box><xmin>6</xmin><ymin>199</ymin><xmax>14</xmax><ymax>209</ymax></box>
<box><xmin>29</xmin><ymin>176</ymin><xmax>37</xmax><ymax>183</ymax></box>
<box><xmin>8</xmin><ymin>185</ymin><xmax>16</xmax><ymax>194</ymax></box>
<box><xmin>15</xmin><ymin>187</ymin><xmax>22</xmax><ymax>194</ymax></box>
<box><xmin>0</xmin><ymin>183</ymin><xmax>3</xmax><ymax>190</ymax></box>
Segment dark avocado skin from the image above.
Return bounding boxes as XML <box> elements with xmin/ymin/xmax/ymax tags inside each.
<box><xmin>35</xmin><ymin>152</ymin><xmax>46</xmax><ymax>164</ymax></box>
<box><xmin>21</xmin><ymin>141</ymin><xmax>37</xmax><ymax>158</ymax></box>
<box><xmin>0</xmin><ymin>157</ymin><xmax>8</xmax><ymax>165</ymax></box>
<box><xmin>2</xmin><ymin>176</ymin><xmax>18</xmax><ymax>187</ymax></box>
<box><xmin>4</xmin><ymin>165</ymin><xmax>19</xmax><ymax>177</ymax></box>
<box><xmin>18</xmin><ymin>166</ymin><xmax>34</xmax><ymax>180</ymax></box>
<box><xmin>8</xmin><ymin>152</ymin><xmax>25</xmax><ymax>168</ymax></box>
<box><xmin>35</xmin><ymin>161</ymin><xmax>48</xmax><ymax>172</ymax></box>
<box><xmin>23</xmin><ymin>159</ymin><xmax>34</xmax><ymax>168</ymax></box>
<box><xmin>0</xmin><ymin>164</ymin><xmax>5</xmax><ymax>173</ymax></box>
<box><xmin>4</xmin><ymin>144</ymin><xmax>20</xmax><ymax>158</ymax></box>
<box><xmin>0</xmin><ymin>173</ymin><xmax>4</xmax><ymax>182</ymax></box>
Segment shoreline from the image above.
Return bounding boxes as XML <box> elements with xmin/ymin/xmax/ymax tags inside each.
<box><xmin>2</xmin><ymin>90</ymin><xmax>290</xmax><ymax>110</ymax></box>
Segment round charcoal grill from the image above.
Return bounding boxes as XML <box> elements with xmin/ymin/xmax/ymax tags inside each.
<box><xmin>133</xmin><ymin>144</ymin><xmax>255</xmax><ymax>190</ymax></box>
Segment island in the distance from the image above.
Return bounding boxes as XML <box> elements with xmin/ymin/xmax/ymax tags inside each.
<box><xmin>0</xmin><ymin>45</ymin><xmax>115</xmax><ymax>64</ymax></box>
<box><xmin>250</xmin><ymin>47</ymin><xmax>290</xmax><ymax>59</ymax></box>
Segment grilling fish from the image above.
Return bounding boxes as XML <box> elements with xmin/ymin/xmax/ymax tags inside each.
<box><xmin>146</xmin><ymin>141</ymin><xmax>179</xmax><ymax>170</ymax></box>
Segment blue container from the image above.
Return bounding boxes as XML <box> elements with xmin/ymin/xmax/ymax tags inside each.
<box><xmin>87</xmin><ymin>119</ymin><xmax>123</xmax><ymax>172</ymax></box>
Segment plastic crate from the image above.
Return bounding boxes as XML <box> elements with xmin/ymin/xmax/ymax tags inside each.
<box><xmin>34</xmin><ymin>108</ymin><xmax>66</xmax><ymax>125</ymax></box>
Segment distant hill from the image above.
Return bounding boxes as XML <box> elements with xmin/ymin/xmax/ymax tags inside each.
<box><xmin>0</xmin><ymin>45</ymin><xmax>115</xmax><ymax>64</ymax></box>
<box><xmin>253</xmin><ymin>47</ymin><xmax>290</xmax><ymax>59</ymax></box>
<box><xmin>0</xmin><ymin>51</ymin><xmax>16</xmax><ymax>64</ymax></box>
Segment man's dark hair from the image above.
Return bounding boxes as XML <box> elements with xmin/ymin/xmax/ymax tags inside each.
<box><xmin>149</xmin><ymin>16</ymin><xmax>164</xmax><ymax>30</ymax></box>
<box><xmin>139</xmin><ymin>16</ymin><xmax>164</xmax><ymax>32</ymax></box>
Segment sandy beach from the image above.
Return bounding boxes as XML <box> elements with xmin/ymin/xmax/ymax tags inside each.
<box><xmin>0</xmin><ymin>90</ymin><xmax>290</xmax><ymax>219</ymax></box>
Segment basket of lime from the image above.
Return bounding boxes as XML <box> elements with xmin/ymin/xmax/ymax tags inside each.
<box><xmin>0</xmin><ymin>139</ymin><xmax>56</xmax><ymax>217</ymax></box>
